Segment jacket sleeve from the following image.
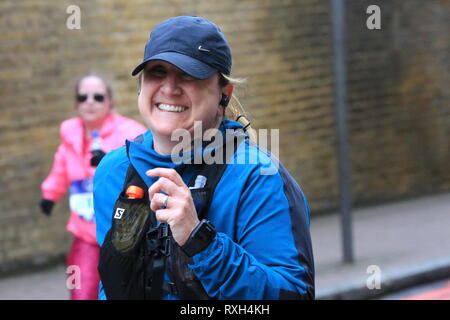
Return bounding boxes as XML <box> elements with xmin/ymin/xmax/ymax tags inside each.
<box><xmin>41</xmin><ymin>143</ymin><xmax>70</xmax><ymax>202</ymax></box>
<box><xmin>189</xmin><ymin>162</ymin><xmax>314</xmax><ymax>300</ymax></box>
<box><xmin>93</xmin><ymin>148</ymin><xmax>130</xmax><ymax>300</ymax></box>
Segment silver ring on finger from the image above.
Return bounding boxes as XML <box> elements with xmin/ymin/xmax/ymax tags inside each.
<box><xmin>162</xmin><ymin>195</ymin><xmax>169</xmax><ymax>208</ymax></box>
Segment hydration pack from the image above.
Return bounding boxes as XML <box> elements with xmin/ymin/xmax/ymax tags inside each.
<box><xmin>98</xmin><ymin>135</ymin><xmax>238</xmax><ymax>300</ymax></box>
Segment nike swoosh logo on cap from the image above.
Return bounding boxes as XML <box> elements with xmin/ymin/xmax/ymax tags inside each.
<box><xmin>198</xmin><ymin>45</ymin><xmax>211</xmax><ymax>53</ymax></box>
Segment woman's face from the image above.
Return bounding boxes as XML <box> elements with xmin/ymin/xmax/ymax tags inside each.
<box><xmin>138</xmin><ymin>60</ymin><xmax>224</xmax><ymax>141</ymax></box>
<box><xmin>76</xmin><ymin>76</ymin><xmax>112</xmax><ymax>128</ymax></box>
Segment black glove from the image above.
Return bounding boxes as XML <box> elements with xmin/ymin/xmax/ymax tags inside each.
<box><xmin>90</xmin><ymin>150</ymin><xmax>106</xmax><ymax>167</ymax></box>
<box><xmin>40</xmin><ymin>199</ymin><xmax>54</xmax><ymax>216</ymax></box>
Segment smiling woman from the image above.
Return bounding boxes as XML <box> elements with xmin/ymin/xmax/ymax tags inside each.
<box><xmin>94</xmin><ymin>16</ymin><xmax>314</xmax><ymax>301</ymax></box>
<box><xmin>138</xmin><ymin>60</ymin><xmax>227</xmax><ymax>155</ymax></box>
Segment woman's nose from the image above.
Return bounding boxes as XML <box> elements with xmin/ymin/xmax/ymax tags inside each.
<box><xmin>86</xmin><ymin>95</ymin><xmax>96</xmax><ymax>104</ymax></box>
<box><xmin>161</xmin><ymin>75</ymin><xmax>182</xmax><ymax>96</ymax></box>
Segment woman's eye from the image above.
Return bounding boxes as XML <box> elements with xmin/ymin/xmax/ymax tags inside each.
<box><xmin>180</xmin><ymin>73</ymin><xmax>195</xmax><ymax>81</ymax></box>
<box><xmin>148</xmin><ymin>67</ymin><xmax>166</xmax><ymax>78</ymax></box>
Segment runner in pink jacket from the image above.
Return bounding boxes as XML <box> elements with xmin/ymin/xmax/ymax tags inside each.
<box><xmin>40</xmin><ymin>73</ymin><xmax>147</xmax><ymax>299</ymax></box>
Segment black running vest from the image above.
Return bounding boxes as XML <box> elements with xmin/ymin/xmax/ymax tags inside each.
<box><xmin>98</xmin><ymin>136</ymin><xmax>237</xmax><ymax>300</ymax></box>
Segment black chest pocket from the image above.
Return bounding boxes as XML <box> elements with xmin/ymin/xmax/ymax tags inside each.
<box><xmin>190</xmin><ymin>187</ymin><xmax>210</xmax><ymax>220</ymax></box>
<box><xmin>98</xmin><ymin>195</ymin><xmax>154</xmax><ymax>300</ymax></box>
<box><xmin>110</xmin><ymin>197</ymin><xmax>152</xmax><ymax>253</ymax></box>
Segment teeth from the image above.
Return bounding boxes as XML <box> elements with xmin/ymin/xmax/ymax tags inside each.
<box><xmin>157</xmin><ymin>104</ymin><xmax>187</xmax><ymax>112</ymax></box>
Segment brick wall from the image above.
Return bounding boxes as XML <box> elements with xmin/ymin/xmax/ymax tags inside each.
<box><xmin>0</xmin><ymin>0</ymin><xmax>449</xmax><ymax>272</ymax></box>
<box><xmin>345</xmin><ymin>0</ymin><xmax>450</xmax><ymax>205</ymax></box>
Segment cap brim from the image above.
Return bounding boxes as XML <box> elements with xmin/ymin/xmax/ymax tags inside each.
<box><xmin>131</xmin><ymin>52</ymin><xmax>217</xmax><ymax>79</ymax></box>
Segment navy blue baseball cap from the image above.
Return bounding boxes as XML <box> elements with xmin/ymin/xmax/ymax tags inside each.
<box><xmin>131</xmin><ymin>16</ymin><xmax>232</xmax><ymax>79</ymax></box>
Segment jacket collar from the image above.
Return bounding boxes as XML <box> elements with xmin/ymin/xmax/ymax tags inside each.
<box><xmin>126</xmin><ymin>120</ymin><xmax>247</xmax><ymax>187</ymax></box>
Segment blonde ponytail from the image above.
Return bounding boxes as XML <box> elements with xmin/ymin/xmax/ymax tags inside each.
<box><xmin>219</xmin><ymin>74</ymin><xmax>257</xmax><ymax>142</ymax></box>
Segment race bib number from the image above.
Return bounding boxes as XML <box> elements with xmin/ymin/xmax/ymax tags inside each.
<box><xmin>69</xmin><ymin>178</ymin><xmax>95</xmax><ymax>222</ymax></box>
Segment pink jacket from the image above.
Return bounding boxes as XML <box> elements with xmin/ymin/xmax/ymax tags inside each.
<box><xmin>41</xmin><ymin>113</ymin><xmax>147</xmax><ymax>244</ymax></box>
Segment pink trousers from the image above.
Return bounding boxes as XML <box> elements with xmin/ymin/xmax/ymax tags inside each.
<box><xmin>66</xmin><ymin>237</ymin><xmax>100</xmax><ymax>300</ymax></box>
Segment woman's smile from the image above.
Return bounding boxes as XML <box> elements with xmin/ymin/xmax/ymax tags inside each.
<box><xmin>156</xmin><ymin>103</ymin><xmax>188</xmax><ymax>113</ymax></box>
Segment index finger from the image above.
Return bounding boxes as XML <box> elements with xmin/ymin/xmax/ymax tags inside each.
<box><xmin>146</xmin><ymin>168</ymin><xmax>185</xmax><ymax>187</ymax></box>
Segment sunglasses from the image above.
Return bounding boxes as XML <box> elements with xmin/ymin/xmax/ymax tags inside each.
<box><xmin>76</xmin><ymin>93</ymin><xmax>105</xmax><ymax>103</ymax></box>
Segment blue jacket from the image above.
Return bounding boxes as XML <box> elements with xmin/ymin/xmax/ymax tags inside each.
<box><xmin>94</xmin><ymin>120</ymin><xmax>314</xmax><ymax>299</ymax></box>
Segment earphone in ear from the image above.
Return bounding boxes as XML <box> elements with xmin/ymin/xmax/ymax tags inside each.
<box><xmin>219</xmin><ymin>94</ymin><xmax>230</xmax><ymax>107</ymax></box>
